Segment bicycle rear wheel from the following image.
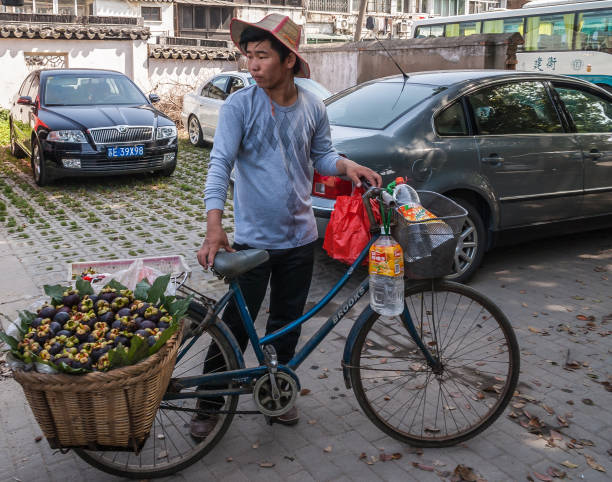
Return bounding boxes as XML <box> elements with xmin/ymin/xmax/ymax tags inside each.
<box><xmin>350</xmin><ymin>280</ymin><xmax>519</xmax><ymax>447</ymax></box>
<box><xmin>75</xmin><ymin>302</ymin><xmax>240</xmax><ymax>478</ymax></box>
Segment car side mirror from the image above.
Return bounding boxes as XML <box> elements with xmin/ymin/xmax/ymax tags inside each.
<box><xmin>17</xmin><ymin>96</ymin><xmax>33</xmax><ymax>106</ymax></box>
<box><xmin>149</xmin><ymin>93</ymin><xmax>160</xmax><ymax>103</ymax></box>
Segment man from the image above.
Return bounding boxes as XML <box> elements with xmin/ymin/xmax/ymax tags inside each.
<box><xmin>194</xmin><ymin>13</ymin><xmax>381</xmax><ymax>438</ymax></box>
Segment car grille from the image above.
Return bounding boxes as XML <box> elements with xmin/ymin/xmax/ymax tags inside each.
<box><xmin>89</xmin><ymin>126</ymin><xmax>153</xmax><ymax>145</ymax></box>
<box><xmin>79</xmin><ymin>154</ymin><xmax>165</xmax><ymax>171</ymax></box>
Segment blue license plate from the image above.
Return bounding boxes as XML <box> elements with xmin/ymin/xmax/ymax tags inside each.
<box><xmin>107</xmin><ymin>145</ymin><xmax>144</xmax><ymax>158</ymax></box>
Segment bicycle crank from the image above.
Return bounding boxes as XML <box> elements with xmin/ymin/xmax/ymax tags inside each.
<box><xmin>253</xmin><ymin>371</ymin><xmax>298</xmax><ymax>417</ymax></box>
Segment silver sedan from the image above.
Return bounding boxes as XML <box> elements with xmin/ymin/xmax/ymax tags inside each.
<box><xmin>182</xmin><ymin>70</ymin><xmax>331</xmax><ymax>146</ymax></box>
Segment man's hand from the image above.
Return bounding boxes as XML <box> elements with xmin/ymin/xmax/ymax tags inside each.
<box><xmin>197</xmin><ymin>210</ymin><xmax>235</xmax><ymax>269</ymax></box>
<box><xmin>336</xmin><ymin>157</ymin><xmax>382</xmax><ymax>188</ymax></box>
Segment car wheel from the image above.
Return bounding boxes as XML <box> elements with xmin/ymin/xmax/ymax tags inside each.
<box><xmin>31</xmin><ymin>138</ymin><xmax>50</xmax><ymax>187</ymax></box>
<box><xmin>188</xmin><ymin>116</ymin><xmax>205</xmax><ymax>147</ymax></box>
<box><xmin>9</xmin><ymin>122</ymin><xmax>26</xmax><ymax>158</ymax></box>
<box><xmin>445</xmin><ymin>198</ymin><xmax>486</xmax><ymax>284</ymax></box>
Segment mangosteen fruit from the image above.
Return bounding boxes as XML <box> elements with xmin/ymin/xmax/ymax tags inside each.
<box><xmin>53</xmin><ymin>311</ymin><xmax>70</xmax><ymax>324</ymax></box>
<box><xmin>141</xmin><ymin>320</ymin><xmax>156</xmax><ymax>330</ymax></box>
<box><xmin>99</xmin><ymin>311</ymin><xmax>114</xmax><ymax>324</ymax></box>
<box><xmin>117</xmin><ymin>307</ymin><xmax>131</xmax><ymax>318</ymax></box>
<box><xmin>147</xmin><ymin>336</ymin><xmax>157</xmax><ymax>347</ymax></box>
<box><xmin>144</xmin><ymin>306</ymin><xmax>160</xmax><ymax>322</ymax></box>
<box><xmin>62</xmin><ymin>290</ymin><xmax>80</xmax><ymax>307</ymax></box>
<box><xmin>48</xmin><ymin>343</ymin><xmax>62</xmax><ymax>356</ymax></box>
<box><xmin>31</xmin><ymin>317</ymin><xmax>43</xmax><ymax>329</ymax></box>
<box><xmin>134</xmin><ymin>329</ymin><xmax>148</xmax><ymax>339</ymax></box>
<box><xmin>111</xmin><ymin>320</ymin><xmax>122</xmax><ymax>330</ymax></box>
<box><xmin>38</xmin><ymin>305</ymin><xmax>57</xmax><ymax>319</ymax></box>
<box><xmin>49</xmin><ymin>321</ymin><xmax>62</xmax><ymax>334</ymax></box>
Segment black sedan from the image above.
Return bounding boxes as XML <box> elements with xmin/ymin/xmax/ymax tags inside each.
<box><xmin>312</xmin><ymin>70</ymin><xmax>612</xmax><ymax>282</ymax></box>
<box><xmin>9</xmin><ymin>68</ymin><xmax>178</xmax><ymax>186</ymax></box>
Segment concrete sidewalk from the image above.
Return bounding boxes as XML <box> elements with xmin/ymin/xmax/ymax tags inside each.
<box><xmin>1</xmin><ymin>221</ymin><xmax>611</xmax><ymax>481</ymax></box>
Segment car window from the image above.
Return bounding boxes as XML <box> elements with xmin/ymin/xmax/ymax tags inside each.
<box><xmin>19</xmin><ymin>74</ymin><xmax>33</xmax><ymax>97</ymax></box>
<box><xmin>327</xmin><ymin>82</ymin><xmax>439</xmax><ymax>130</ymax></box>
<box><xmin>553</xmin><ymin>85</ymin><xmax>612</xmax><ymax>133</ymax></box>
<box><xmin>44</xmin><ymin>74</ymin><xmax>147</xmax><ymax>106</ymax></box>
<box><xmin>206</xmin><ymin>77</ymin><xmax>228</xmax><ymax>100</ymax></box>
<box><xmin>467</xmin><ymin>81</ymin><xmax>563</xmax><ymax>135</ymax></box>
<box><xmin>435</xmin><ymin>102</ymin><xmax>468</xmax><ymax>136</ymax></box>
<box><xmin>228</xmin><ymin>77</ymin><xmax>245</xmax><ymax>95</ymax></box>
<box><xmin>200</xmin><ymin>83</ymin><xmax>210</xmax><ymax>97</ymax></box>
<box><xmin>27</xmin><ymin>75</ymin><xmax>40</xmax><ymax>100</ymax></box>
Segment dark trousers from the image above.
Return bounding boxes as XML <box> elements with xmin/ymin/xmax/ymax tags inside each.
<box><xmin>198</xmin><ymin>241</ymin><xmax>315</xmax><ymax>411</ymax></box>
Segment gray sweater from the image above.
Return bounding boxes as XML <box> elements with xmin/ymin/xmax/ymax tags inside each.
<box><xmin>204</xmin><ymin>84</ymin><xmax>341</xmax><ymax>249</ymax></box>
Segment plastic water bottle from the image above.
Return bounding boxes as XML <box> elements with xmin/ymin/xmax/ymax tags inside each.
<box><xmin>369</xmin><ymin>230</ymin><xmax>404</xmax><ymax>316</ymax></box>
<box><xmin>392</xmin><ymin>178</ymin><xmax>420</xmax><ymax>209</ymax></box>
<box><xmin>392</xmin><ymin>179</ymin><xmax>430</xmax><ymax>260</ymax></box>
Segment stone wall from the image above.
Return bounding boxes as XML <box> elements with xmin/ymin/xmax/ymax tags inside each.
<box><xmin>302</xmin><ymin>33</ymin><xmax>524</xmax><ymax>94</ymax></box>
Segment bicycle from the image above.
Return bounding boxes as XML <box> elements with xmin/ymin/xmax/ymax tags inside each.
<box><xmin>74</xmin><ymin>186</ymin><xmax>520</xmax><ymax>478</ymax></box>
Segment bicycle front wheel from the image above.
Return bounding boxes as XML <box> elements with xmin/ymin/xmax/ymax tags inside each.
<box><xmin>350</xmin><ymin>280</ymin><xmax>519</xmax><ymax>447</ymax></box>
<box><xmin>75</xmin><ymin>302</ymin><xmax>240</xmax><ymax>478</ymax></box>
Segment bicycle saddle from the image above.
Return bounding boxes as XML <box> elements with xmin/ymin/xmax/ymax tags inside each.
<box><xmin>212</xmin><ymin>249</ymin><xmax>269</xmax><ymax>279</ymax></box>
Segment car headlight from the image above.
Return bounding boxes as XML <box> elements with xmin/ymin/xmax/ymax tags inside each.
<box><xmin>47</xmin><ymin>130</ymin><xmax>87</xmax><ymax>143</ymax></box>
<box><xmin>156</xmin><ymin>126</ymin><xmax>177</xmax><ymax>139</ymax></box>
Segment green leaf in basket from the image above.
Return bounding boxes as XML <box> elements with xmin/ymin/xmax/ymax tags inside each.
<box><xmin>57</xmin><ymin>361</ymin><xmax>89</xmax><ymax>374</ymax></box>
<box><xmin>105</xmin><ymin>279</ymin><xmax>128</xmax><ymax>292</ymax></box>
<box><xmin>44</xmin><ymin>284</ymin><xmax>69</xmax><ymax>306</ymax></box>
<box><xmin>0</xmin><ymin>331</ymin><xmax>20</xmax><ymax>351</ymax></box>
<box><xmin>167</xmin><ymin>296</ymin><xmax>192</xmax><ymax>325</ymax></box>
<box><xmin>75</xmin><ymin>278</ymin><xmax>94</xmax><ymax>296</ymax></box>
<box><xmin>147</xmin><ymin>274</ymin><xmax>171</xmax><ymax>305</ymax></box>
<box><xmin>18</xmin><ymin>310</ymin><xmax>36</xmax><ymax>333</ymax></box>
<box><xmin>134</xmin><ymin>279</ymin><xmax>151</xmax><ymax>302</ymax></box>
<box><xmin>148</xmin><ymin>324</ymin><xmax>178</xmax><ymax>356</ymax></box>
<box><xmin>126</xmin><ymin>334</ymin><xmax>149</xmax><ymax>365</ymax></box>
<box><xmin>108</xmin><ymin>343</ymin><xmax>130</xmax><ymax>369</ymax></box>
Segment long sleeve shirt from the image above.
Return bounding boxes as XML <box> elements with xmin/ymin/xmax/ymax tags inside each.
<box><xmin>204</xmin><ymin>84</ymin><xmax>341</xmax><ymax>249</ymax></box>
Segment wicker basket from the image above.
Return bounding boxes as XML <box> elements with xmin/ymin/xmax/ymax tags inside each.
<box><xmin>12</xmin><ymin>325</ymin><xmax>183</xmax><ymax>452</ymax></box>
<box><xmin>391</xmin><ymin>192</ymin><xmax>467</xmax><ymax>279</ymax></box>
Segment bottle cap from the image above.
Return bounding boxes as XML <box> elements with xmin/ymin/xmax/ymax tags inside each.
<box><xmin>395</xmin><ymin>177</ymin><xmax>405</xmax><ymax>185</ymax></box>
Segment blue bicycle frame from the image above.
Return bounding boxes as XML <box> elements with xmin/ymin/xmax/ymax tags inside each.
<box><xmin>164</xmin><ymin>230</ymin><xmax>439</xmax><ymax>402</ymax></box>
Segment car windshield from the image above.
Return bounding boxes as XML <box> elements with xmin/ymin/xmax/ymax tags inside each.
<box><xmin>327</xmin><ymin>81</ymin><xmax>438</xmax><ymax>129</ymax></box>
<box><xmin>43</xmin><ymin>74</ymin><xmax>147</xmax><ymax>106</ymax></box>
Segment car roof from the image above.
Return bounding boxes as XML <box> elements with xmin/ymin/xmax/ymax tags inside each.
<box><xmin>38</xmin><ymin>68</ymin><xmax>125</xmax><ymax>77</ymax></box>
<box><xmin>374</xmin><ymin>69</ymin><xmax>581</xmax><ymax>87</ymax></box>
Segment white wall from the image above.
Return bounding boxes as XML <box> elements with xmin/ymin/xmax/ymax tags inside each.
<box><xmin>142</xmin><ymin>3</ymin><xmax>174</xmax><ymax>39</ymax></box>
<box><xmin>94</xmin><ymin>0</ymin><xmax>139</xmax><ymax>17</ymax></box>
<box><xmin>146</xmin><ymin>58</ymin><xmax>238</xmax><ymax>95</ymax></box>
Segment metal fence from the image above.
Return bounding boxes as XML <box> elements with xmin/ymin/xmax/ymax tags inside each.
<box><xmin>309</xmin><ymin>0</ymin><xmax>350</xmax><ymax>13</ymax></box>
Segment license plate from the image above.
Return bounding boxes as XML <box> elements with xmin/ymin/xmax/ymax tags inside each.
<box><xmin>107</xmin><ymin>145</ymin><xmax>144</xmax><ymax>158</ymax></box>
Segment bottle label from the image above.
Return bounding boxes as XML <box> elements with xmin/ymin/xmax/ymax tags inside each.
<box><xmin>369</xmin><ymin>244</ymin><xmax>404</xmax><ymax>276</ymax></box>
<box><xmin>398</xmin><ymin>205</ymin><xmax>441</xmax><ymax>223</ymax></box>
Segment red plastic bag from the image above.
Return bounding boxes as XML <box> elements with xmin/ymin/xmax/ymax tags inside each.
<box><xmin>323</xmin><ymin>188</ymin><xmax>380</xmax><ymax>265</ymax></box>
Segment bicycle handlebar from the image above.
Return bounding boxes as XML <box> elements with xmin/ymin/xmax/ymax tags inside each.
<box><xmin>360</xmin><ymin>178</ymin><xmax>396</xmax><ymax>232</ymax></box>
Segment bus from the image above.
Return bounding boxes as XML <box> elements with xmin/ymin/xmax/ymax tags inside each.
<box><xmin>411</xmin><ymin>0</ymin><xmax>612</xmax><ymax>92</ymax></box>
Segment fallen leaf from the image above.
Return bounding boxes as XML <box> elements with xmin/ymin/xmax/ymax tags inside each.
<box><xmin>412</xmin><ymin>462</ymin><xmax>434</xmax><ymax>471</ymax></box>
<box><xmin>252</xmin><ymin>442</ymin><xmax>260</xmax><ymax>449</ymax></box>
<box><xmin>226</xmin><ymin>456</ymin><xmax>233</xmax><ymax>462</ymax></box>
<box><xmin>546</xmin><ymin>467</ymin><xmax>566</xmax><ymax>478</ymax></box>
<box><xmin>157</xmin><ymin>450</ymin><xmax>168</xmax><ymax>459</ymax></box>
<box><xmin>582</xmin><ymin>398</ymin><xmax>594</xmax><ymax>406</ymax></box>
<box><xmin>561</xmin><ymin>461</ymin><xmax>578</xmax><ymax>469</ymax></box>
<box><xmin>318</xmin><ymin>373</ymin><xmax>328</xmax><ymax>379</ymax></box>
<box><xmin>542</xmin><ymin>404</ymin><xmax>555</xmax><ymax>415</ymax></box>
<box><xmin>359</xmin><ymin>452</ymin><xmax>367</xmax><ymax>460</ymax></box>
<box><xmin>323</xmin><ymin>446</ymin><xmax>332</xmax><ymax>453</ymax></box>
<box><xmin>380</xmin><ymin>357</ymin><xmax>387</xmax><ymax>364</ymax></box>
<box><xmin>550</xmin><ymin>430</ymin><xmax>563</xmax><ymax>440</ymax></box>
<box><xmin>34</xmin><ymin>436</ymin><xmax>42</xmax><ymax>443</ymax></box>
<box><xmin>433</xmin><ymin>459</ymin><xmax>446</xmax><ymax>467</ymax></box>
<box><xmin>557</xmin><ymin>416</ymin><xmax>569</xmax><ymax>427</ymax></box>
<box><xmin>576</xmin><ymin>314</ymin><xmax>596</xmax><ymax>321</ymax></box>
<box><xmin>300</xmin><ymin>388</ymin><xmax>311</xmax><ymax>396</ymax></box>
<box><xmin>585</xmin><ymin>454</ymin><xmax>606</xmax><ymax>473</ymax></box>
<box><xmin>259</xmin><ymin>462</ymin><xmax>275</xmax><ymax>468</ymax></box>
<box><xmin>284</xmin><ymin>455</ymin><xmax>295</xmax><ymax>461</ymax></box>
<box><xmin>533</xmin><ymin>471</ymin><xmax>553</xmax><ymax>481</ymax></box>
<box><xmin>391</xmin><ymin>453</ymin><xmax>402</xmax><ymax>460</ymax></box>
<box><xmin>454</xmin><ymin>464</ymin><xmax>478</xmax><ymax>481</ymax></box>
<box><xmin>307</xmin><ymin>419</ymin><xmax>317</xmax><ymax>425</ymax></box>
<box><xmin>380</xmin><ymin>453</ymin><xmax>394</xmax><ymax>462</ymax></box>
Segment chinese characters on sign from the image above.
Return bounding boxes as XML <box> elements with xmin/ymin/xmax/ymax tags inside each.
<box><xmin>533</xmin><ymin>56</ymin><xmax>559</xmax><ymax>72</ymax></box>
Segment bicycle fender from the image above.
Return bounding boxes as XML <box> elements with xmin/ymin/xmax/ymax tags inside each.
<box><xmin>341</xmin><ymin>304</ymin><xmax>376</xmax><ymax>389</ymax></box>
<box><xmin>214</xmin><ymin>318</ymin><xmax>246</xmax><ymax>369</ymax></box>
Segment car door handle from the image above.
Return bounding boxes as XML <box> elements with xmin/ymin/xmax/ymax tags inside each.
<box><xmin>481</xmin><ymin>156</ymin><xmax>504</xmax><ymax>165</ymax></box>
<box><xmin>587</xmin><ymin>149</ymin><xmax>603</xmax><ymax>159</ymax></box>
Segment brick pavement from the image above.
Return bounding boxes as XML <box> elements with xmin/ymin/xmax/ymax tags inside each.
<box><xmin>1</xmin><ymin>146</ymin><xmax>611</xmax><ymax>481</ymax></box>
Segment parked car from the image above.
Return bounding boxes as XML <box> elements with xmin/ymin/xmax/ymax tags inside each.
<box><xmin>9</xmin><ymin>68</ymin><xmax>178</xmax><ymax>186</ymax></box>
<box><xmin>182</xmin><ymin>70</ymin><xmax>332</xmax><ymax>146</ymax></box>
<box><xmin>312</xmin><ymin>70</ymin><xmax>612</xmax><ymax>282</ymax></box>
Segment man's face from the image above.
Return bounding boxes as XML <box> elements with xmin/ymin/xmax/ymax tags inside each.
<box><xmin>245</xmin><ymin>39</ymin><xmax>295</xmax><ymax>89</ymax></box>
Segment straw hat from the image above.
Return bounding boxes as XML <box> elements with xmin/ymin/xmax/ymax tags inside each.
<box><xmin>230</xmin><ymin>13</ymin><xmax>310</xmax><ymax>78</ymax></box>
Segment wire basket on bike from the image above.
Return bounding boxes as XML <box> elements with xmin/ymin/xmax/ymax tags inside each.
<box><xmin>391</xmin><ymin>191</ymin><xmax>467</xmax><ymax>279</ymax></box>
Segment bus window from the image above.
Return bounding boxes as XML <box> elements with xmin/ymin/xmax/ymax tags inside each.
<box><xmin>445</xmin><ymin>23</ymin><xmax>460</xmax><ymax>37</ymax></box>
<box><xmin>576</xmin><ymin>9</ymin><xmax>612</xmax><ymax>53</ymax></box>
<box><xmin>483</xmin><ymin>17</ymin><xmax>524</xmax><ymax>35</ymax></box>
<box><xmin>525</xmin><ymin>13</ymin><xmax>574</xmax><ymax>51</ymax></box>
<box><xmin>415</xmin><ymin>25</ymin><xmax>444</xmax><ymax>38</ymax></box>
<box><xmin>460</xmin><ymin>21</ymin><xmax>481</xmax><ymax>36</ymax></box>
